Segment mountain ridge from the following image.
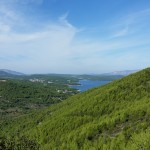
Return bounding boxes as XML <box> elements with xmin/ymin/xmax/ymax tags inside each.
<box><xmin>102</xmin><ymin>69</ymin><xmax>139</xmax><ymax>76</ymax></box>
<box><xmin>0</xmin><ymin>69</ymin><xmax>139</xmax><ymax>77</ymax></box>
<box><xmin>0</xmin><ymin>69</ymin><xmax>25</xmax><ymax>77</ymax></box>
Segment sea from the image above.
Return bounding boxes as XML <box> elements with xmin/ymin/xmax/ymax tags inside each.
<box><xmin>70</xmin><ymin>79</ymin><xmax>111</xmax><ymax>92</ymax></box>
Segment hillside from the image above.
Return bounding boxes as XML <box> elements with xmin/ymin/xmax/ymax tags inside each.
<box><xmin>0</xmin><ymin>79</ymin><xmax>78</xmax><ymax>119</ymax></box>
<box><xmin>0</xmin><ymin>69</ymin><xmax>24</xmax><ymax>77</ymax></box>
<box><xmin>0</xmin><ymin>68</ymin><xmax>150</xmax><ymax>150</ymax></box>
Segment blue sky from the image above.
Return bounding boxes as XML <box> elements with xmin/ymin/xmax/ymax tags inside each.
<box><xmin>0</xmin><ymin>0</ymin><xmax>150</xmax><ymax>74</ymax></box>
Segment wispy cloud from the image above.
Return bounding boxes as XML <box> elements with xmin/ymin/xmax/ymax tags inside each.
<box><xmin>113</xmin><ymin>26</ymin><xmax>129</xmax><ymax>37</ymax></box>
<box><xmin>0</xmin><ymin>2</ymin><xmax>149</xmax><ymax>73</ymax></box>
<box><xmin>111</xmin><ymin>8</ymin><xmax>150</xmax><ymax>38</ymax></box>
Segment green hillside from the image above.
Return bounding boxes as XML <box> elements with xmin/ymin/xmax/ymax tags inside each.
<box><xmin>0</xmin><ymin>68</ymin><xmax>150</xmax><ymax>150</ymax></box>
<box><xmin>0</xmin><ymin>79</ymin><xmax>78</xmax><ymax>119</ymax></box>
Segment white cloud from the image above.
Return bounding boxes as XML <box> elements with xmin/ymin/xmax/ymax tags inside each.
<box><xmin>0</xmin><ymin>23</ymin><xmax>11</xmax><ymax>33</ymax></box>
<box><xmin>0</xmin><ymin>6</ymin><xmax>79</xmax><ymax>73</ymax></box>
<box><xmin>111</xmin><ymin>8</ymin><xmax>150</xmax><ymax>38</ymax></box>
<box><xmin>0</xmin><ymin>7</ymin><xmax>16</xmax><ymax>21</ymax></box>
<box><xmin>0</xmin><ymin>4</ymin><xmax>149</xmax><ymax>73</ymax></box>
<box><xmin>113</xmin><ymin>26</ymin><xmax>129</xmax><ymax>37</ymax></box>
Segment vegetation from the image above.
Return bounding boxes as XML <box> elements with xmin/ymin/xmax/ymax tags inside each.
<box><xmin>0</xmin><ymin>68</ymin><xmax>150</xmax><ymax>149</ymax></box>
<box><xmin>0</xmin><ymin>78</ymin><xmax>78</xmax><ymax>119</ymax></box>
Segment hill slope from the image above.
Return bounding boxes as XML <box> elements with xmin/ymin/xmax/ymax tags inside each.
<box><xmin>0</xmin><ymin>68</ymin><xmax>150</xmax><ymax>150</ymax></box>
<box><xmin>0</xmin><ymin>69</ymin><xmax>24</xmax><ymax>77</ymax></box>
<box><xmin>0</xmin><ymin>79</ymin><xmax>78</xmax><ymax>119</ymax></box>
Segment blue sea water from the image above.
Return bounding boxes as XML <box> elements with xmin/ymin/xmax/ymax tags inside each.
<box><xmin>70</xmin><ymin>80</ymin><xmax>111</xmax><ymax>92</ymax></box>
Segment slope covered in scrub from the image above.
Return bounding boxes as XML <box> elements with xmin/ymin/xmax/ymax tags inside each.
<box><xmin>0</xmin><ymin>68</ymin><xmax>150</xmax><ymax>150</ymax></box>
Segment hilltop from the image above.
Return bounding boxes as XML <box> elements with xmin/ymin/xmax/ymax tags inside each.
<box><xmin>0</xmin><ymin>68</ymin><xmax>150</xmax><ymax>150</ymax></box>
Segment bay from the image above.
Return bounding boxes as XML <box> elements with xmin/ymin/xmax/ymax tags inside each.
<box><xmin>70</xmin><ymin>79</ymin><xmax>111</xmax><ymax>92</ymax></box>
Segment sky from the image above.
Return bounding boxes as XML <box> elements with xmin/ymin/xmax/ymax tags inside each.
<box><xmin>0</xmin><ymin>0</ymin><xmax>150</xmax><ymax>74</ymax></box>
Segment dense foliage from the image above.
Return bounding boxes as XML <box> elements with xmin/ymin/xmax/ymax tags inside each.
<box><xmin>0</xmin><ymin>68</ymin><xmax>150</xmax><ymax>150</ymax></box>
<box><xmin>0</xmin><ymin>78</ymin><xmax>78</xmax><ymax>119</ymax></box>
